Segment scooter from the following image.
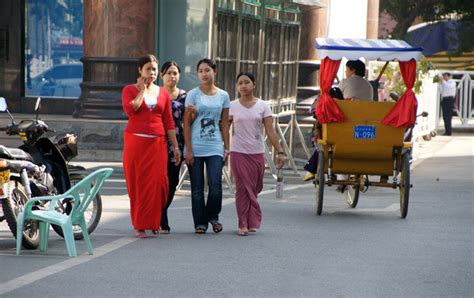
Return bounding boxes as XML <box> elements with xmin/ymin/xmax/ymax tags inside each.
<box><xmin>0</xmin><ymin>97</ymin><xmax>102</xmax><ymax>246</ymax></box>
<box><xmin>0</xmin><ymin>156</ymin><xmax>50</xmax><ymax>248</ymax></box>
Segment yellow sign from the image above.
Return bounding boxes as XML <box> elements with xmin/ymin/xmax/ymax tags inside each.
<box><xmin>0</xmin><ymin>170</ymin><xmax>10</xmax><ymax>184</ymax></box>
<box><xmin>20</xmin><ymin>132</ymin><xmax>28</xmax><ymax>141</ymax></box>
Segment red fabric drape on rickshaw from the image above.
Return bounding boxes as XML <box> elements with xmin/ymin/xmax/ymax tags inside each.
<box><xmin>381</xmin><ymin>59</ymin><xmax>418</xmax><ymax>128</ymax></box>
<box><xmin>315</xmin><ymin>57</ymin><xmax>346</xmax><ymax>123</ymax></box>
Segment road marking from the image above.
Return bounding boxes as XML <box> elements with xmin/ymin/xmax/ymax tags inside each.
<box><xmin>0</xmin><ymin>237</ymin><xmax>137</xmax><ymax>295</ymax></box>
<box><xmin>384</xmin><ymin>203</ymin><xmax>400</xmax><ymax>212</ymax></box>
<box><xmin>259</xmin><ymin>183</ymin><xmax>313</xmax><ymax>196</ymax></box>
<box><xmin>170</xmin><ymin>206</ymin><xmax>191</xmax><ymax>210</ymax></box>
<box><xmin>102</xmin><ymin>186</ymin><xmax>127</xmax><ymax>190</ymax></box>
<box><xmin>168</xmin><ymin>184</ymin><xmax>313</xmax><ymax>210</ymax></box>
<box><xmin>104</xmin><ymin>178</ymin><xmax>126</xmax><ymax>183</ymax></box>
<box><xmin>222</xmin><ymin>198</ymin><xmax>235</xmax><ymax>206</ymax></box>
<box><xmin>326</xmin><ymin>203</ymin><xmax>399</xmax><ymax>214</ymax></box>
<box><xmin>169</xmin><ymin>197</ymin><xmax>235</xmax><ymax>210</ymax></box>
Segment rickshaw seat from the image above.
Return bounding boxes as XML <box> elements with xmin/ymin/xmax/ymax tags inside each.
<box><xmin>321</xmin><ymin>100</ymin><xmax>405</xmax><ymax>175</ymax></box>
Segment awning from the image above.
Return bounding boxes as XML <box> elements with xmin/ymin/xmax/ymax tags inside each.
<box><xmin>427</xmin><ymin>51</ymin><xmax>474</xmax><ymax>71</ymax></box>
<box><xmin>315</xmin><ymin>38</ymin><xmax>423</xmax><ymax>61</ymax></box>
<box><xmin>404</xmin><ymin>20</ymin><xmax>474</xmax><ymax>71</ymax></box>
<box><xmin>405</xmin><ymin>20</ymin><xmax>460</xmax><ymax>56</ymax></box>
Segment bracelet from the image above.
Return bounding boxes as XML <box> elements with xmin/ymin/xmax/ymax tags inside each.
<box><xmin>173</xmin><ymin>147</ymin><xmax>180</xmax><ymax>151</ymax></box>
<box><xmin>277</xmin><ymin>152</ymin><xmax>285</xmax><ymax>155</ymax></box>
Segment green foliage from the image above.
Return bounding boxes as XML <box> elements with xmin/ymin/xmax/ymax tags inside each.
<box><xmin>375</xmin><ymin>58</ymin><xmax>434</xmax><ymax>95</ymax></box>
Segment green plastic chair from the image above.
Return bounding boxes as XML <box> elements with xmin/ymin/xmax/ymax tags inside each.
<box><xmin>16</xmin><ymin>168</ymin><xmax>113</xmax><ymax>257</ymax></box>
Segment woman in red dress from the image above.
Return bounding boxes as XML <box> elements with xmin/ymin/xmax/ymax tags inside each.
<box><xmin>122</xmin><ymin>54</ymin><xmax>180</xmax><ymax>238</ymax></box>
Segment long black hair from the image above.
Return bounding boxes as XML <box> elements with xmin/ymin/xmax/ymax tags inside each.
<box><xmin>236</xmin><ymin>71</ymin><xmax>256</xmax><ymax>84</ymax></box>
<box><xmin>346</xmin><ymin>60</ymin><xmax>366</xmax><ymax>77</ymax></box>
<box><xmin>137</xmin><ymin>54</ymin><xmax>158</xmax><ymax>70</ymax></box>
<box><xmin>161</xmin><ymin>60</ymin><xmax>181</xmax><ymax>75</ymax></box>
<box><xmin>196</xmin><ymin>58</ymin><xmax>217</xmax><ymax>72</ymax></box>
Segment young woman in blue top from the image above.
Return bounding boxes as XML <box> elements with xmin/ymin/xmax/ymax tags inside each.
<box><xmin>183</xmin><ymin>58</ymin><xmax>230</xmax><ymax>234</ymax></box>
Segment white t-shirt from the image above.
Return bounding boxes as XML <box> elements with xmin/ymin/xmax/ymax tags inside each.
<box><xmin>339</xmin><ymin>75</ymin><xmax>373</xmax><ymax>100</ymax></box>
<box><xmin>438</xmin><ymin>79</ymin><xmax>456</xmax><ymax>98</ymax></box>
<box><xmin>229</xmin><ymin>98</ymin><xmax>272</xmax><ymax>154</ymax></box>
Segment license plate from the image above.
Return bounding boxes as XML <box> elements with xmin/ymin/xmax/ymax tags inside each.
<box><xmin>0</xmin><ymin>170</ymin><xmax>10</xmax><ymax>184</ymax></box>
<box><xmin>354</xmin><ymin>125</ymin><xmax>376</xmax><ymax>139</ymax></box>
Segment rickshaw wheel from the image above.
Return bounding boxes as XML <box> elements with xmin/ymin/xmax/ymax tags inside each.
<box><xmin>345</xmin><ymin>177</ymin><xmax>360</xmax><ymax>208</ymax></box>
<box><xmin>315</xmin><ymin>151</ymin><xmax>325</xmax><ymax>215</ymax></box>
<box><xmin>399</xmin><ymin>153</ymin><xmax>410</xmax><ymax>218</ymax></box>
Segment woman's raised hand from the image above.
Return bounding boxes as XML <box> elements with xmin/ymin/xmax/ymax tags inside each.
<box><xmin>137</xmin><ymin>77</ymin><xmax>148</xmax><ymax>91</ymax></box>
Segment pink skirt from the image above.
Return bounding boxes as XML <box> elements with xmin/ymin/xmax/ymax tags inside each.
<box><xmin>230</xmin><ymin>152</ymin><xmax>265</xmax><ymax>229</ymax></box>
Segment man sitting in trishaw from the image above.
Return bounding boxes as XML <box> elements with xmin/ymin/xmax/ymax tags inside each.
<box><xmin>311</xmin><ymin>38</ymin><xmax>423</xmax><ymax>218</ymax></box>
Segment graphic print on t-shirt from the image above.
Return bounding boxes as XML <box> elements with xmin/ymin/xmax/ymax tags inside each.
<box><xmin>200</xmin><ymin>117</ymin><xmax>216</xmax><ymax>138</ymax></box>
<box><xmin>185</xmin><ymin>87</ymin><xmax>230</xmax><ymax>157</ymax></box>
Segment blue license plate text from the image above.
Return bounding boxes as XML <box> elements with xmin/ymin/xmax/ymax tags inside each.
<box><xmin>354</xmin><ymin>125</ymin><xmax>376</xmax><ymax>139</ymax></box>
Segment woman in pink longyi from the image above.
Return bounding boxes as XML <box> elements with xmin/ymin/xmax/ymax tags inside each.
<box><xmin>229</xmin><ymin>72</ymin><xmax>285</xmax><ymax>236</ymax></box>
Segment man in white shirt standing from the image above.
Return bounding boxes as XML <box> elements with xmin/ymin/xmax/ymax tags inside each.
<box><xmin>438</xmin><ymin>72</ymin><xmax>457</xmax><ymax>136</ymax></box>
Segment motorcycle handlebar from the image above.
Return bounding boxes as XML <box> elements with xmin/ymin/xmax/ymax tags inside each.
<box><xmin>5</xmin><ymin>160</ymin><xmax>40</xmax><ymax>176</ymax></box>
<box><xmin>416</xmin><ymin>111</ymin><xmax>429</xmax><ymax>118</ymax></box>
<box><xmin>5</xmin><ymin>125</ymin><xmax>20</xmax><ymax>135</ymax></box>
<box><xmin>3</xmin><ymin>120</ymin><xmax>49</xmax><ymax>136</ymax></box>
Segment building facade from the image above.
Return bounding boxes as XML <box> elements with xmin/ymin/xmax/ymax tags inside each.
<box><xmin>0</xmin><ymin>0</ymin><xmax>326</xmax><ymax>118</ymax></box>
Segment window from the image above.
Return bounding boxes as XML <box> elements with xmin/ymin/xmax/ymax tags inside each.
<box><xmin>215</xmin><ymin>12</ymin><xmax>238</xmax><ymax>97</ymax></box>
<box><xmin>25</xmin><ymin>0</ymin><xmax>84</xmax><ymax>99</ymax></box>
<box><xmin>214</xmin><ymin>0</ymin><xmax>300</xmax><ymax>101</ymax></box>
<box><xmin>158</xmin><ymin>0</ymin><xmax>211</xmax><ymax>92</ymax></box>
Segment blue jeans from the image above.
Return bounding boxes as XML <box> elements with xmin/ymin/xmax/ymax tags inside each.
<box><xmin>189</xmin><ymin>155</ymin><xmax>223</xmax><ymax>229</ymax></box>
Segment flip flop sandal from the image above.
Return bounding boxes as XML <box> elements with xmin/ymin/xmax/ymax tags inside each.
<box><xmin>195</xmin><ymin>227</ymin><xmax>206</xmax><ymax>234</ymax></box>
<box><xmin>248</xmin><ymin>228</ymin><xmax>257</xmax><ymax>233</ymax></box>
<box><xmin>151</xmin><ymin>230</ymin><xmax>160</xmax><ymax>235</ymax></box>
<box><xmin>212</xmin><ymin>223</ymin><xmax>223</xmax><ymax>233</ymax></box>
<box><xmin>237</xmin><ymin>229</ymin><xmax>248</xmax><ymax>236</ymax></box>
<box><xmin>159</xmin><ymin>228</ymin><xmax>170</xmax><ymax>234</ymax></box>
<box><xmin>136</xmin><ymin>231</ymin><xmax>148</xmax><ymax>239</ymax></box>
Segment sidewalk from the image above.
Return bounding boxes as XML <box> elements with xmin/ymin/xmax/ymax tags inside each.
<box><xmin>74</xmin><ymin>132</ymin><xmax>464</xmax><ymax>185</ymax></box>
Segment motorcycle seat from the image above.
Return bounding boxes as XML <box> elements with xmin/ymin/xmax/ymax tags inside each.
<box><xmin>0</xmin><ymin>145</ymin><xmax>34</xmax><ymax>162</ymax></box>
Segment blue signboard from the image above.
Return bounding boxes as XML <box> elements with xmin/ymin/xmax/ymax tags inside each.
<box><xmin>354</xmin><ymin>125</ymin><xmax>376</xmax><ymax>139</ymax></box>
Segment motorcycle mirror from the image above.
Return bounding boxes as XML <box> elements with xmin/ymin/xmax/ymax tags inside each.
<box><xmin>0</xmin><ymin>97</ymin><xmax>15</xmax><ymax>124</ymax></box>
<box><xmin>35</xmin><ymin>97</ymin><xmax>41</xmax><ymax>121</ymax></box>
<box><xmin>421</xmin><ymin>111</ymin><xmax>429</xmax><ymax>117</ymax></box>
<box><xmin>0</xmin><ymin>97</ymin><xmax>7</xmax><ymax>112</ymax></box>
<box><xmin>35</xmin><ymin>97</ymin><xmax>42</xmax><ymax>111</ymax></box>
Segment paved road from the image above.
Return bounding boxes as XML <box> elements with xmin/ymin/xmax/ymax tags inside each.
<box><xmin>0</xmin><ymin>135</ymin><xmax>472</xmax><ymax>297</ymax></box>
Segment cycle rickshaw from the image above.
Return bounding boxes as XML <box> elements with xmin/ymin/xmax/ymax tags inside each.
<box><xmin>313</xmin><ymin>38</ymin><xmax>423</xmax><ymax>218</ymax></box>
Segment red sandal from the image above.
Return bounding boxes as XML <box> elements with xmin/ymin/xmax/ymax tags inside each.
<box><xmin>136</xmin><ymin>230</ymin><xmax>148</xmax><ymax>238</ymax></box>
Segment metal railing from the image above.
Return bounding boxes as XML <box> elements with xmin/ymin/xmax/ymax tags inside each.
<box><xmin>455</xmin><ymin>73</ymin><xmax>474</xmax><ymax>124</ymax></box>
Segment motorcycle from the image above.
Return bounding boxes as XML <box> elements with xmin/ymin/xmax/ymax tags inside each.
<box><xmin>0</xmin><ymin>97</ymin><xmax>102</xmax><ymax>247</ymax></box>
<box><xmin>0</xmin><ymin>156</ymin><xmax>47</xmax><ymax>248</ymax></box>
